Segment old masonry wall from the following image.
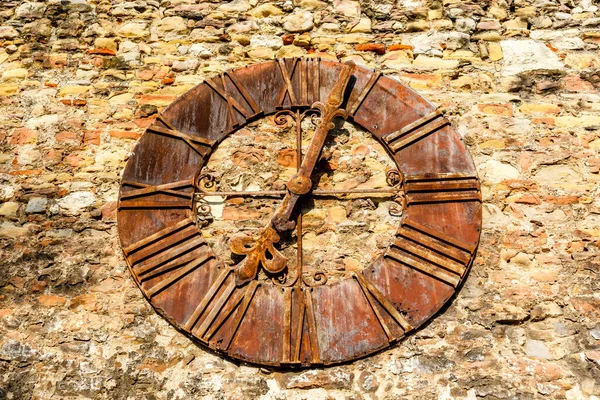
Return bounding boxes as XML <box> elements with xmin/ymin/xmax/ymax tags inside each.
<box><xmin>1</xmin><ymin>0</ymin><xmax>600</xmax><ymax>399</ymax></box>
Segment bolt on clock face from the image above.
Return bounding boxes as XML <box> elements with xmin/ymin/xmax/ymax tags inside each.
<box><xmin>117</xmin><ymin>58</ymin><xmax>482</xmax><ymax>367</ymax></box>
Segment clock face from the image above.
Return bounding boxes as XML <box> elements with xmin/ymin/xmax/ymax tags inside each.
<box><xmin>117</xmin><ymin>58</ymin><xmax>482</xmax><ymax>367</ymax></box>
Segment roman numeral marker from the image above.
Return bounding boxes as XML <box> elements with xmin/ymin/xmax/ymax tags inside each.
<box><xmin>277</xmin><ymin>58</ymin><xmax>299</xmax><ymax>107</ymax></box>
<box><xmin>276</xmin><ymin>58</ymin><xmax>321</xmax><ymax>108</ymax></box>
<box><xmin>386</xmin><ymin>218</ymin><xmax>475</xmax><ymax>287</ymax></box>
<box><xmin>310</xmin><ymin>58</ymin><xmax>320</xmax><ymax>106</ymax></box>
<box><xmin>146</xmin><ymin>253</ymin><xmax>213</xmax><ymax>298</ymax></box>
<box><xmin>193</xmin><ymin>279</ymin><xmax>236</xmax><ymax>338</ymax></box>
<box><xmin>134</xmin><ymin>234</ymin><xmax>205</xmax><ymax>279</ymax></box>
<box><xmin>118</xmin><ymin>179</ymin><xmax>194</xmax><ymax>210</ymax></box>
<box><xmin>354</xmin><ymin>273</ymin><xmax>412</xmax><ymax>342</ymax></box>
<box><xmin>123</xmin><ymin>218</ymin><xmax>194</xmax><ymax>255</ymax></box>
<box><xmin>298</xmin><ymin>58</ymin><xmax>309</xmax><ymax>107</ymax></box>
<box><xmin>281</xmin><ymin>287</ymin><xmax>321</xmax><ymax>364</ymax></box>
<box><xmin>303</xmin><ymin>287</ymin><xmax>321</xmax><ymax>364</ymax></box>
<box><xmin>281</xmin><ymin>287</ymin><xmax>303</xmax><ymax>364</ymax></box>
<box><xmin>121</xmin><ymin>217</ymin><xmax>212</xmax><ymax>298</ymax></box>
<box><xmin>297</xmin><ymin>58</ymin><xmax>320</xmax><ymax>106</ymax></box>
<box><xmin>126</xmin><ymin>219</ymin><xmax>202</xmax><ymax>273</ymax></box>
<box><xmin>346</xmin><ymin>71</ymin><xmax>381</xmax><ymax>118</ymax></box>
<box><xmin>404</xmin><ymin>173</ymin><xmax>481</xmax><ymax>205</ymax></box>
<box><xmin>205</xmin><ymin>280</ymin><xmax>260</xmax><ymax>350</ymax></box>
<box><xmin>383</xmin><ymin>110</ymin><xmax>448</xmax><ymax>153</ymax></box>
<box><xmin>147</xmin><ymin>116</ymin><xmax>216</xmax><ymax>158</ymax></box>
<box><xmin>184</xmin><ymin>267</ymin><xmax>259</xmax><ymax>350</ymax></box>
<box><xmin>206</xmin><ymin>71</ymin><xmax>262</xmax><ymax>131</ymax></box>
<box><xmin>282</xmin><ymin>287</ymin><xmax>294</xmax><ymax>364</ymax></box>
<box><xmin>184</xmin><ymin>268</ymin><xmax>233</xmax><ymax>332</ymax></box>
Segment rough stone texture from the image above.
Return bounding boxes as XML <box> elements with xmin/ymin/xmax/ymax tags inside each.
<box><xmin>500</xmin><ymin>39</ymin><xmax>564</xmax><ymax>76</ymax></box>
<box><xmin>0</xmin><ymin>0</ymin><xmax>599</xmax><ymax>399</ymax></box>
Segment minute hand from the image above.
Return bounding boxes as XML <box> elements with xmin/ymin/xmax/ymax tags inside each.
<box><xmin>271</xmin><ymin>62</ymin><xmax>355</xmax><ymax>231</ymax></box>
<box><xmin>286</xmin><ymin>62</ymin><xmax>355</xmax><ymax>196</ymax></box>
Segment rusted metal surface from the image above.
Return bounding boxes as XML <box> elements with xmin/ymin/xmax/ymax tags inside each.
<box><xmin>117</xmin><ymin>57</ymin><xmax>482</xmax><ymax>367</ymax></box>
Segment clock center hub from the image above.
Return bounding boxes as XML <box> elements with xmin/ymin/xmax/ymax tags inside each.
<box><xmin>286</xmin><ymin>174</ymin><xmax>312</xmax><ymax>195</ymax></box>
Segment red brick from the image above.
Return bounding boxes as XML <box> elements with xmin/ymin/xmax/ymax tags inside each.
<box><xmin>69</xmin><ymin>294</ymin><xmax>97</xmax><ymax>311</ymax></box>
<box><xmin>9</xmin><ymin>128</ymin><xmax>37</xmax><ymax>145</ymax></box>
<box><xmin>542</xmin><ymin>195</ymin><xmax>579</xmax><ymax>205</ymax></box>
<box><xmin>222</xmin><ymin>207</ymin><xmax>263</xmax><ymax>221</ymax></box>
<box><xmin>44</xmin><ymin>149</ymin><xmax>63</xmax><ymax>163</ymax></box>
<box><xmin>161</xmin><ymin>76</ymin><xmax>175</xmax><ymax>85</ymax></box>
<box><xmin>276</xmin><ymin>149</ymin><xmax>297</xmax><ymax>167</ymax></box>
<box><xmin>388</xmin><ymin>43</ymin><xmax>413</xmax><ymax>51</ymax></box>
<box><xmin>60</xmin><ymin>99</ymin><xmax>87</xmax><ymax>107</ymax></box>
<box><xmin>531</xmin><ymin>117</ymin><xmax>555</xmax><ymax>126</ymax></box>
<box><xmin>401</xmin><ymin>73</ymin><xmax>442</xmax><ymax>89</ymax></box>
<box><xmin>9</xmin><ymin>169</ymin><xmax>42</xmax><ymax>176</ymax></box>
<box><xmin>137</xmin><ymin>95</ymin><xmax>177</xmax><ymax>106</ymax></box>
<box><xmin>38</xmin><ymin>294</ymin><xmax>67</xmax><ymax>307</ymax></box>
<box><xmin>283</xmin><ymin>34</ymin><xmax>295</xmax><ymax>45</ymax></box>
<box><xmin>477</xmin><ymin>103</ymin><xmax>513</xmax><ymax>117</ymax></box>
<box><xmin>571</xmin><ymin>297</ymin><xmax>600</xmax><ymax>317</ymax></box>
<box><xmin>83</xmin><ymin>130</ymin><xmax>101</xmax><ymax>145</ymax></box>
<box><xmin>87</xmin><ymin>48</ymin><xmax>116</xmax><ymax>56</ymax></box>
<box><xmin>513</xmin><ymin>194</ymin><xmax>541</xmax><ymax>205</ymax></box>
<box><xmin>64</xmin><ymin>153</ymin><xmax>85</xmax><ymax>167</ymax></box>
<box><xmin>562</xmin><ymin>75</ymin><xmax>595</xmax><ymax>93</ymax></box>
<box><xmin>109</xmin><ymin>130</ymin><xmax>142</xmax><ymax>140</ymax></box>
<box><xmin>133</xmin><ymin>116</ymin><xmax>157</xmax><ymax>129</ymax></box>
<box><xmin>47</xmin><ymin>54</ymin><xmax>68</xmax><ymax>68</ymax></box>
<box><xmin>100</xmin><ymin>201</ymin><xmax>117</xmax><ymax>221</ymax></box>
<box><xmin>55</xmin><ymin>131</ymin><xmax>79</xmax><ymax>143</ymax></box>
<box><xmin>355</xmin><ymin>43</ymin><xmax>386</xmax><ymax>54</ymax></box>
<box><xmin>137</xmin><ymin>66</ymin><xmax>158</xmax><ymax>81</ymax></box>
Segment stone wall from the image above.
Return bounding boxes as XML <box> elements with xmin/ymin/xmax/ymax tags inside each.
<box><xmin>1</xmin><ymin>0</ymin><xmax>599</xmax><ymax>398</ymax></box>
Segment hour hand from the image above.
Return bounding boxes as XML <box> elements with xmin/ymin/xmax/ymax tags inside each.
<box><xmin>230</xmin><ymin>225</ymin><xmax>286</xmax><ymax>286</ymax></box>
<box><xmin>271</xmin><ymin>192</ymin><xmax>300</xmax><ymax>232</ymax></box>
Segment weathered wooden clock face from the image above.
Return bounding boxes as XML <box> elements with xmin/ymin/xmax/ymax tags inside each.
<box><xmin>117</xmin><ymin>58</ymin><xmax>482</xmax><ymax>367</ymax></box>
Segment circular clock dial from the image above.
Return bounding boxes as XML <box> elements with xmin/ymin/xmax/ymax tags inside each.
<box><xmin>117</xmin><ymin>58</ymin><xmax>482</xmax><ymax>367</ymax></box>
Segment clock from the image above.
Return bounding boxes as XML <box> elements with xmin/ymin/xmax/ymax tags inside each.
<box><xmin>117</xmin><ymin>57</ymin><xmax>482</xmax><ymax>367</ymax></box>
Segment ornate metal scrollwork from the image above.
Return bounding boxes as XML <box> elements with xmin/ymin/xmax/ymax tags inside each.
<box><xmin>385</xmin><ymin>168</ymin><xmax>405</xmax><ymax>217</ymax></box>
<box><xmin>386</xmin><ymin>168</ymin><xmax>403</xmax><ymax>187</ymax></box>
<box><xmin>274</xmin><ymin>108</ymin><xmax>322</xmax><ymax>129</ymax></box>
<box><xmin>194</xmin><ymin>197</ymin><xmax>214</xmax><ymax>227</ymax></box>
<box><xmin>274</xmin><ymin>110</ymin><xmax>293</xmax><ymax>126</ymax></box>
<box><xmin>195</xmin><ymin>173</ymin><xmax>217</xmax><ymax>191</ymax></box>
<box><xmin>272</xmin><ymin>267</ymin><xmax>300</xmax><ymax>287</ymax></box>
<box><xmin>302</xmin><ymin>271</ymin><xmax>328</xmax><ymax>287</ymax></box>
<box><xmin>388</xmin><ymin>199</ymin><xmax>404</xmax><ymax>217</ymax></box>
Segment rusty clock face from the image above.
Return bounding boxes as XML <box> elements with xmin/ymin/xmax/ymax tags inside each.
<box><xmin>117</xmin><ymin>58</ymin><xmax>482</xmax><ymax>367</ymax></box>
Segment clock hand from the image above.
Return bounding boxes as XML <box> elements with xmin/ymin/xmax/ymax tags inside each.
<box><xmin>230</xmin><ymin>61</ymin><xmax>355</xmax><ymax>286</ymax></box>
<box><xmin>272</xmin><ymin>61</ymin><xmax>355</xmax><ymax>230</ymax></box>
